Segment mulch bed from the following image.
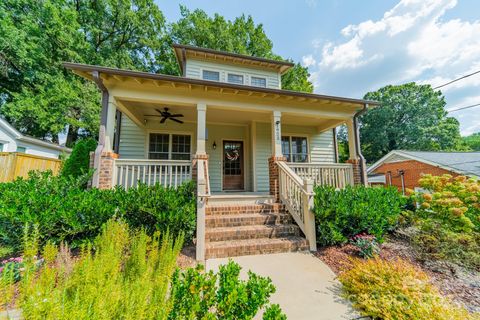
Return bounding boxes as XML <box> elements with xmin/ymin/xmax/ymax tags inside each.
<box><xmin>177</xmin><ymin>245</ymin><xmax>198</xmax><ymax>269</ymax></box>
<box><xmin>315</xmin><ymin>235</ymin><xmax>480</xmax><ymax>314</ymax></box>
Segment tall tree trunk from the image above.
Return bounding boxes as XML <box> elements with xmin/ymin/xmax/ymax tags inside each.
<box><xmin>66</xmin><ymin>125</ymin><xmax>79</xmax><ymax>147</ymax></box>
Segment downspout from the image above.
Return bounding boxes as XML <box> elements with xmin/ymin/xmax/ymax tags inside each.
<box><xmin>353</xmin><ymin>103</ymin><xmax>368</xmax><ymax>185</ymax></box>
<box><xmin>332</xmin><ymin>127</ymin><xmax>339</xmax><ymax>163</ymax></box>
<box><xmin>91</xmin><ymin>71</ymin><xmax>109</xmax><ymax>188</ymax></box>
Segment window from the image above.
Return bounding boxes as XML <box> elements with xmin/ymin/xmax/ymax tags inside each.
<box><xmin>281</xmin><ymin>136</ymin><xmax>308</xmax><ymax>163</ymax></box>
<box><xmin>202</xmin><ymin>70</ymin><xmax>220</xmax><ymax>81</ymax></box>
<box><xmin>251</xmin><ymin>76</ymin><xmax>266</xmax><ymax>88</ymax></box>
<box><xmin>149</xmin><ymin>133</ymin><xmax>191</xmax><ymax>160</ymax></box>
<box><xmin>227</xmin><ymin>73</ymin><xmax>244</xmax><ymax>85</ymax></box>
<box><xmin>16</xmin><ymin>146</ymin><xmax>26</xmax><ymax>153</ymax></box>
<box><xmin>0</xmin><ymin>143</ymin><xmax>3</xmax><ymax>152</ymax></box>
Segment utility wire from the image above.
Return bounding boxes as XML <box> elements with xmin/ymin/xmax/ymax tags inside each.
<box><xmin>433</xmin><ymin>69</ymin><xmax>480</xmax><ymax>89</ymax></box>
<box><xmin>447</xmin><ymin>102</ymin><xmax>480</xmax><ymax>113</ymax></box>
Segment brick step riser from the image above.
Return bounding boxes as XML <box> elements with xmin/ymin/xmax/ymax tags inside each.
<box><xmin>206</xmin><ymin>206</ymin><xmax>285</xmax><ymax>215</ymax></box>
<box><xmin>206</xmin><ymin>226</ymin><xmax>300</xmax><ymax>242</ymax></box>
<box><xmin>205</xmin><ymin>215</ymin><xmax>292</xmax><ymax>228</ymax></box>
<box><xmin>206</xmin><ymin>209</ymin><xmax>285</xmax><ymax>216</ymax></box>
<box><xmin>205</xmin><ymin>241</ymin><xmax>308</xmax><ymax>259</ymax></box>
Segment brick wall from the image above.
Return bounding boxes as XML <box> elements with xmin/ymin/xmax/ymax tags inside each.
<box><xmin>346</xmin><ymin>158</ymin><xmax>366</xmax><ymax>185</ymax></box>
<box><xmin>373</xmin><ymin>160</ymin><xmax>459</xmax><ymax>191</ymax></box>
<box><xmin>268</xmin><ymin>156</ymin><xmax>286</xmax><ymax>202</ymax></box>
<box><xmin>97</xmin><ymin>152</ymin><xmax>118</xmax><ymax>189</ymax></box>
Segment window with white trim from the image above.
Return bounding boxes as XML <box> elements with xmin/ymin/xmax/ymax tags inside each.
<box><xmin>149</xmin><ymin>133</ymin><xmax>191</xmax><ymax>160</ymax></box>
<box><xmin>0</xmin><ymin>143</ymin><xmax>3</xmax><ymax>152</ymax></box>
<box><xmin>202</xmin><ymin>70</ymin><xmax>220</xmax><ymax>81</ymax></box>
<box><xmin>227</xmin><ymin>73</ymin><xmax>244</xmax><ymax>85</ymax></box>
<box><xmin>251</xmin><ymin>76</ymin><xmax>266</xmax><ymax>87</ymax></box>
<box><xmin>16</xmin><ymin>146</ymin><xmax>26</xmax><ymax>153</ymax></box>
<box><xmin>281</xmin><ymin>136</ymin><xmax>308</xmax><ymax>162</ymax></box>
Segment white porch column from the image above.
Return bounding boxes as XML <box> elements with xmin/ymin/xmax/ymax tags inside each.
<box><xmin>196</xmin><ymin>103</ymin><xmax>207</xmax><ymax>155</ymax></box>
<box><xmin>104</xmin><ymin>97</ymin><xmax>117</xmax><ymax>152</ymax></box>
<box><xmin>346</xmin><ymin>118</ymin><xmax>358</xmax><ymax>160</ymax></box>
<box><xmin>271</xmin><ymin>110</ymin><xmax>282</xmax><ymax>157</ymax></box>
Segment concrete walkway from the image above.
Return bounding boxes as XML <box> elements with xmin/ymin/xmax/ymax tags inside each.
<box><xmin>206</xmin><ymin>252</ymin><xmax>357</xmax><ymax>320</ymax></box>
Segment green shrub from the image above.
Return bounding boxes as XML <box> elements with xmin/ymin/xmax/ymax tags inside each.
<box><xmin>313</xmin><ymin>185</ymin><xmax>406</xmax><ymax>245</ymax></box>
<box><xmin>410</xmin><ymin>174</ymin><xmax>480</xmax><ymax>269</ymax></box>
<box><xmin>168</xmin><ymin>261</ymin><xmax>284</xmax><ymax>319</ymax></box>
<box><xmin>1</xmin><ymin>220</ymin><xmax>284</xmax><ymax>319</ymax></box>
<box><xmin>339</xmin><ymin>258</ymin><xmax>479</xmax><ymax>320</ymax></box>
<box><xmin>61</xmin><ymin>138</ymin><xmax>97</xmax><ymax>178</ymax></box>
<box><xmin>0</xmin><ymin>171</ymin><xmax>196</xmax><ymax>252</ymax></box>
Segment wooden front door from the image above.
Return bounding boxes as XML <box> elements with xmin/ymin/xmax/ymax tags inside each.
<box><xmin>222</xmin><ymin>141</ymin><xmax>244</xmax><ymax>190</ymax></box>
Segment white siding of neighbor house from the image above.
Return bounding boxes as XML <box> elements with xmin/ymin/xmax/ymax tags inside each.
<box><xmin>185</xmin><ymin>59</ymin><xmax>281</xmax><ymax>89</ymax></box>
<box><xmin>0</xmin><ymin>127</ymin><xmax>63</xmax><ymax>159</ymax></box>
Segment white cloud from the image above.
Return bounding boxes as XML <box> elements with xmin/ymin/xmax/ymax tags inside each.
<box><xmin>306</xmin><ymin>0</ymin><xmax>480</xmax><ymax>135</ymax></box>
<box><xmin>301</xmin><ymin>54</ymin><xmax>316</xmax><ymax>68</ymax></box>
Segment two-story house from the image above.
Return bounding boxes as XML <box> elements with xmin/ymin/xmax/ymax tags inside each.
<box><xmin>64</xmin><ymin>44</ymin><xmax>378</xmax><ymax>260</ymax></box>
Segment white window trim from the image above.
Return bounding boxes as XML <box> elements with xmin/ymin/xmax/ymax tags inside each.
<box><xmin>281</xmin><ymin>135</ymin><xmax>310</xmax><ymax>163</ymax></box>
<box><xmin>227</xmin><ymin>73</ymin><xmax>244</xmax><ymax>85</ymax></box>
<box><xmin>251</xmin><ymin>76</ymin><xmax>267</xmax><ymax>88</ymax></box>
<box><xmin>145</xmin><ymin>131</ymin><xmax>193</xmax><ymax>160</ymax></box>
<box><xmin>201</xmin><ymin>69</ymin><xmax>221</xmax><ymax>82</ymax></box>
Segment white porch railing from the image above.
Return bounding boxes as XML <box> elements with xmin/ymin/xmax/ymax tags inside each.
<box><xmin>196</xmin><ymin>157</ymin><xmax>210</xmax><ymax>261</ymax></box>
<box><xmin>277</xmin><ymin>161</ymin><xmax>317</xmax><ymax>251</ymax></box>
<box><xmin>113</xmin><ymin>159</ymin><xmax>192</xmax><ymax>189</ymax></box>
<box><xmin>288</xmin><ymin>163</ymin><xmax>354</xmax><ymax>189</ymax></box>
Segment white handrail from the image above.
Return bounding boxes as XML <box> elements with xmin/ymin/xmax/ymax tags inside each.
<box><xmin>196</xmin><ymin>157</ymin><xmax>210</xmax><ymax>261</ymax></box>
<box><xmin>113</xmin><ymin>159</ymin><xmax>192</xmax><ymax>189</ymax></box>
<box><xmin>288</xmin><ymin>162</ymin><xmax>354</xmax><ymax>188</ymax></box>
<box><xmin>277</xmin><ymin>161</ymin><xmax>317</xmax><ymax>251</ymax></box>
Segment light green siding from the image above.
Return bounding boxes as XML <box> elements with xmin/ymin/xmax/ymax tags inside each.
<box><xmin>118</xmin><ymin>114</ymin><xmax>196</xmax><ymax>159</ymax></box>
<box><xmin>255</xmin><ymin>122</ymin><xmax>271</xmax><ymax>192</ymax></box>
<box><xmin>118</xmin><ymin>114</ymin><xmax>145</xmax><ymax>159</ymax></box>
<box><xmin>282</xmin><ymin>125</ymin><xmax>335</xmax><ymax>163</ymax></box>
<box><xmin>185</xmin><ymin>59</ymin><xmax>281</xmax><ymax>89</ymax></box>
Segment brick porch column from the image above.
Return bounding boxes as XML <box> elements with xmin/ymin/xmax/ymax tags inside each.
<box><xmin>268</xmin><ymin>156</ymin><xmax>287</xmax><ymax>202</ymax></box>
<box><xmin>346</xmin><ymin>158</ymin><xmax>366</xmax><ymax>186</ymax></box>
<box><xmin>97</xmin><ymin>151</ymin><xmax>118</xmax><ymax>189</ymax></box>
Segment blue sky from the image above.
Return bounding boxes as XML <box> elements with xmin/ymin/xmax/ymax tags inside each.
<box><xmin>157</xmin><ymin>0</ymin><xmax>480</xmax><ymax>135</ymax></box>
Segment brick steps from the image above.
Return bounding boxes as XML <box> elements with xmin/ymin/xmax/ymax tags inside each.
<box><xmin>206</xmin><ymin>204</ymin><xmax>285</xmax><ymax>215</ymax></box>
<box><xmin>206</xmin><ymin>224</ymin><xmax>300</xmax><ymax>242</ymax></box>
<box><xmin>205</xmin><ymin>213</ymin><xmax>292</xmax><ymax>228</ymax></box>
<box><xmin>205</xmin><ymin>236</ymin><xmax>308</xmax><ymax>259</ymax></box>
<box><xmin>204</xmin><ymin>201</ymin><xmax>309</xmax><ymax>259</ymax></box>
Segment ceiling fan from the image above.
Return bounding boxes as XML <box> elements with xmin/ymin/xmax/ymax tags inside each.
<box><xmin>145</xmin><ymin>108</ymin><xmax>184</xmax><ymax>124</ymax></box>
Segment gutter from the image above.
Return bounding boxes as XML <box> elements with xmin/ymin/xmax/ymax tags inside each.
<box><xmin>353</xmin><ymin>103</ymin><xmax>369</xmax><ymax>185</ymax></box>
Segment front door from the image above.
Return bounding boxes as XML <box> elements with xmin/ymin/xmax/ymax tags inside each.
<box><xmin>223</xmin><ymin>141</ymin><xmax>244</xmax><ymax>191</ymax></box>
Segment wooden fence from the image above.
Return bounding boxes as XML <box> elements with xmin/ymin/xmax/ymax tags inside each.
<box><xmin>0</xmin><ymin>152</ymin><xmax>62</xmax><ymax>182</ymax></box>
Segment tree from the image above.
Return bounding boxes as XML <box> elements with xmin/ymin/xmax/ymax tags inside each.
<box><xmin>166</xmin><ymin>6</ymin><xmax>313</xmax><ymax>92</ymax></box>
<box><xmin>0</xmin><ymin>0</ymin><xmax>167</xmax><ymax>145</ymax></box>
<box><xmin>0</xmin><ymin>2</ymin><xmax>312</xmax><ymax>146</ymax></box>
<box><xmin>360</xmin><ymin>83</ymin><xmax>465</xmax><ymax>163</ymax></box>
<box><xmin>462</xmin><ymin>132</ymin><xmax>480</xmax><ymax>151</ymax></box>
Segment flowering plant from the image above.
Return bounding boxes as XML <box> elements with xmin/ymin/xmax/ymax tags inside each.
<box><xmin>0</xmin><ymin>257</ymin><xmax>24</xmax><ymax>282</ymax></box>
<box><xmin>350</xmin><ymin>233</ymin><xmax>380</xmax><ymax>258</ymax></box>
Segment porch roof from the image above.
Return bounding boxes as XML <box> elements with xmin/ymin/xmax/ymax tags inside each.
<box><xmin>63</xmin><ymin>62</ymin><xmax>380</xmax><ymax>108</ymax></box>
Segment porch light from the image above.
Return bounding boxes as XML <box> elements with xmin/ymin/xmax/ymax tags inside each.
<box><xmin>212</xmin><ymin>141</ymin><xmax>217</xmax><ymax>150</ymax></box>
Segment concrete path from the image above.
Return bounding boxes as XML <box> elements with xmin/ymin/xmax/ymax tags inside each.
<box><xmin>206</xmin><ymin>252</ymin><xmax>357</xmax><ymax>320</ymax></box>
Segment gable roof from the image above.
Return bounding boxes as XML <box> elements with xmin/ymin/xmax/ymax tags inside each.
<box><xmin>172</xmin><ymin>44</ymin><xmax>294</xmax><ymax>75</ymax></box>
<box><xmin>367</xmin><ymin>150</ymin><xmax>480</xmax><ymax>177</ymax></box>
<box><xmin>0</xmin><ymin>117</ymin><xmax>71</xmax><ymax>153</ymax></box>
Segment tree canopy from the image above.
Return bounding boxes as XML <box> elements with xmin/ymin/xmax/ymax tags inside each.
<box><xmin>358</xmin><ymin>83</ymin><xmax>466</xmax><ymax>163</ymax></box>
<box><xmin>0</xmin><ymin>1</ymin><xmax>312</xmax><ymax>146</ymax></box>
<box><xmin>462</xmin><ymin>132</ymin><xmax>480</xmax><ymax>151</ymax></box>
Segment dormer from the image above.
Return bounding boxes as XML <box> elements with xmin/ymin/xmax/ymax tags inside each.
<box><xmin>173</xmin><ymin>44</ymin><xmax>293</xmax><ymax>90</ymax></box>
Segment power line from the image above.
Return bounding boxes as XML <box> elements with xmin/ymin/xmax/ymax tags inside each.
<box><xmin>447</xmin><ymin>102</ymin><xmax>480</xmax><ymax>113</ymax></box>
<box><xmin>433</xmin><ymin>69</ymin><xmax>480</xmax><ymax>89</ymax></box>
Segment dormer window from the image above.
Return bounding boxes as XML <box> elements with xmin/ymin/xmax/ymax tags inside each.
<box><xmin>227</xmin><ymin>73</ymin><xmax>244</xmax><ymax>85</ymax></box>
<box><xmin>251</xmin><ymin>76</ymin><xmax>267</xmax><ymax>88</ymax></box>
<box><xmin>202</xmin><ymin>70</ymin><xmax>220</xmax><ymax>81</ymax></box>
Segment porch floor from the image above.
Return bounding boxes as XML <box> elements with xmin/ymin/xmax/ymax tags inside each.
<box><xmin>208</xmin><ymin>192</ymin><xmax>274</xmax><ymax>205</ymax></box>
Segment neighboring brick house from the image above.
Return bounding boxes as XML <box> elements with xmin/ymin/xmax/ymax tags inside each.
<box><xmin>367</xmin><ymin>150</ymin><xmax>480</xmax><ymax>193</ymax></box>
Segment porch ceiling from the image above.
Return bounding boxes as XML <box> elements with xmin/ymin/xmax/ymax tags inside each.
<box><xmin>119</xmin><ymin>99</ymin><xmax>344</xmax><ymax>130</ymax></box>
